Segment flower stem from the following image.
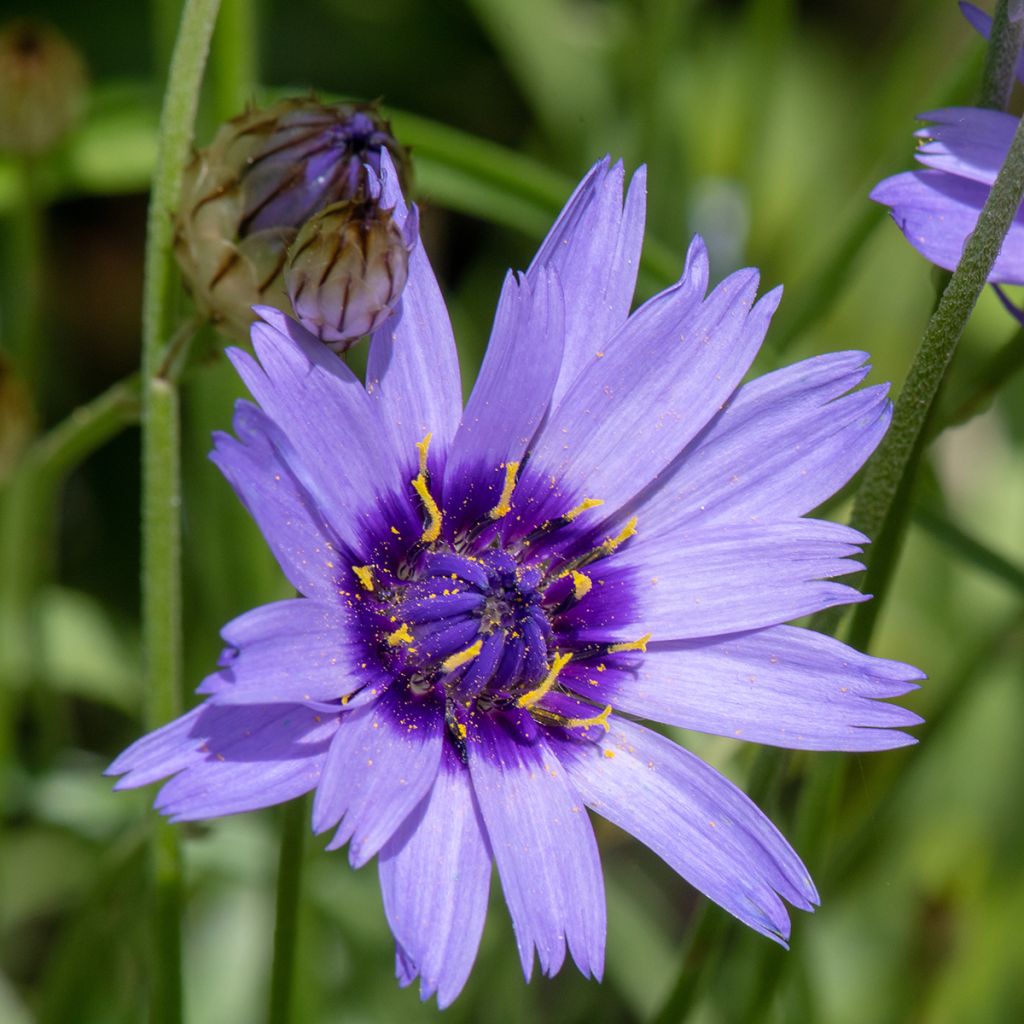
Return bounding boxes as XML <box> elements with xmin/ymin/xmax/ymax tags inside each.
<box><xmin>269</xmin><ymin>795</ymin><xmax>308</xmax><ymax>1024</ymax></box>
<box><xmin>979</xmin><ymin>0</ymin><xmax>1024</xmax><ymax>111</ymax></box>
<box><xmin>141</xmin><ymin>1</ymin><xmax>221</xmax><ymax>1021</ymax></box>
<box><xmin>211</xmin><ymin>0</ymin><xmax>258</xmax><ymax>120</ymax></box>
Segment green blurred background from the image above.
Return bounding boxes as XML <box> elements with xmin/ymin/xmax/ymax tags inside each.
<box><xmin>2</xmin><ymin>0</ymin><xmax>1023</xmax><ymax>1021</ymax></box>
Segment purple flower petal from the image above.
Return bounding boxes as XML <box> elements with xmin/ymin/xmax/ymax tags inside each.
<box><xmin>231</xmin><ymin>310</ymin><xmax>416</xmax><ymax>549</ymax></box>
<box><xmin>527</xmin><ymin>158</ymin><xmax>647</xmax><ymax>403</ymax></box>
<box><xmin>871</xmin><ymin>169</ymin><xmax>1024</xmax><ymax>284</ymax></box>
<box><xmin>468</xmin><ymin>711</ymin><xmax>605</xmax><ymax>981</ymax></box>
<box><xmin>634</xmin><ymin>353</ymin><xmax>891</xmax><ymax>527</ymax></box>
<box><xmin>211</xmin><ymin>407</ymin><xmax>343</xmax><ymax>600</ymax></box>
<box><xmin>524</xmin><ymin>246</ymin><xmax>780</xmax><ymax>521</ymax></box>
<box><xmin>367</xmin><ymin>155</ymin><xmax>462</xmax><ymax>473</ymax></box>
<box><xmin>379</xmin><ymin>744</ymin><xmax>492</xmax><ymax>1008</ymax></box>
<box><xmin>445</xmin><ymin>268</ymin><xmax>564</xmax><ymax>516</ymax></box>
<box><xmin>605</xmin><ymin>519</ymin><xmax>867</xmax><ymax>639</ymax></box>
<box><xmin>195</xmin><ymin>598</ymin><xmax>367</xmax><ymax>706</ymax></box>
<box><xmin>589</xmin><ymin>624</ymin><xmax>923</xmax><ymax>750</ymax></box>
<box><xmin>313</xmin><ymin>687</ymin><xmax>444</xmax><ymax>867</ymax></box>
<box><xmin>557</xmin><ymin>718</ymin><xmax>817</xmax><ymax>943</ymax></box>
<box><xmin>106</xmin><ymin>706</ymin><xmax>208</xmax><ymax>787</ymax></box>
<box><xmin>151</xmin><ymin>704</ymin><xmax>338</xmax><ymax>821</ymax></box>
<box><xmin>914</xmin><ymin>106</ymin><xmax>1017</xmax><ymax>186</ymax></box>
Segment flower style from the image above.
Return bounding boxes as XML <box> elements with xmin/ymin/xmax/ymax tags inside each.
<box><xmin>110</xmin><ymin>157</ymin><xmax>923</xmax><ymax>1007</ymax></box>
<box><xmin>871</xmin><ymin>106</ymin><xmax>1024</xmax><ymax>283</ymax></box>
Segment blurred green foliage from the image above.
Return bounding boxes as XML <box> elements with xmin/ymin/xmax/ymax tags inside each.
<box><xmin>2</xmin><ymin>1</ymin><xmax>1024</xmax><ymax>1022</ymax></box>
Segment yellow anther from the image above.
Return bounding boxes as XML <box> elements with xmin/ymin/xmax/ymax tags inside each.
<box><xmin>488</xmin><ymin>460</ymin><xmax>520</xmax><ymax>519</ymax></box>
<box><xmin>600</xmin><ymin>516</ymin><xmax>637</xmax><ymax>554</ymax></box>
<box><xmin>386</xmin><ymin>623</ymin><xmax>414</xmax><ymax>647</ymax></box>
<box><xmin>455</xmin><ymin>721</ymin><xmax>468</xmax><ymax>740</ymax></box>
<box><xmin>352</xmin><ymin>565</ymin><xmax>375</xmax><ymax>592</ymax></box>
<box><xmin>608</xmin><ymin>633</ymin><xmax>651</xmax><ymax>654</ymax></box>
<box><xmin>564</xmin><ymin>497</ymin><xmax>604</xmax><ymax>522</ymax></box>
<box><xmin>442</xmin><ymin>639</ymin><xmax>483</xmax><ymax>673</ymax></box>
<box><xmin>416</xmin><ymin>432</ymin><xmax>433</xmax><ymax>477</ymax></box>
<box><xmin>412</xmin><ymin>473</ymin><xmax>442</xmax><ymax>543</ymax></box>
<box><xmin>518</xmin><ymin>652</ymin><xmax>573</xmax><ymax>708</ymax></box>
<box><xmin>571</xmin><ymin>570</ymin><xmax>592</xmax><ymax>600</ymax></box>
<box><xmin>562</xmin><ymin>704</ymin><xmax>613</xmax><ymax>732</ymax></box>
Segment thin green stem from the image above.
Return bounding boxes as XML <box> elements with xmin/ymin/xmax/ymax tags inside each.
<box><xmin>268</xmin><ymin>796</ymin><xmax>308</xmax><ymax>1024</ymax></box>
<box><xmin>979</xmin><ymin>0</ymin><xmax>1024</xmax><ymax>110</ymax></box>
<box><xmin>141</xmin><ymin>2</ymin><xmax>221</xmax><ymax>1022</ymax></box>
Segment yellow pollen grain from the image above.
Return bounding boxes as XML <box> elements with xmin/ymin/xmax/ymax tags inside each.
<box><xmin>602</xmin><ymin>748</ymin><xmax>615</xmax><ymax>758</ymax></box>
<box><xmin>608</xmin><ymin>633</ymin><xmax>651</xmax><ymax>654</ymax></box>
<box><xmin>352</xmin><ymin>565</ymin><xmax>375</xmax><ymax>591</ymax></box>
<box><xmin>601</xmin><ymin>516</ymin><xmax>638</xmax><ymax>554</ymax></box>
<box><xmin>564</xmin><ymin>704</ymin><xmax>613</xmax><ymax>732</ymax></box>
<box><xmin>571</xmin><ymin>570</ymin><xmax>592</xmax><ymax>600</ymax></box>
<box><xmin>488</xmin><ymin>460</ymin><xmax>520</xmax><ymax>519</ymax></box>
<box><xmin>416</xmin><ymin>432</ymin><xmax>433</xmax><ymax>476</ymax></box>
<box><xmin>455</xmin><ymin>721</ymin><xmax>467</xmax><ymax>740</ymax></box>
<box><xmin>386</xmin><ymin>623</ymin><xmax>414</xmax><ymax>647</ymax></box>
<box><xmin>442</xmin><ymin>639</ymin><xmax>483</xmax><ymax>673</ymax></box>
<box><xmin>518</xmin><ymin>652</ymin><xmax>573</xmax><ymax>708</ymax></box>
<box><xmin>412</xmin><ymin>473</ymin><xmax>442</xmax><ymax>542</ymax></box>
<box><xmin>564</xmin><ymin>497</ymin><xmax>604</xmax><ymax>522</ymax></box>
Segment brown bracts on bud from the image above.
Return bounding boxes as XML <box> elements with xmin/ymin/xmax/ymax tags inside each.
<box><xmin>285</xmin><ymin>197</ymin><xmax>416</xmax><ymax>351</ymax></box>
<box><xmin>0</xmin><ymin>20</ymin><xmax>87</xmax><ymax>155</ymax></box>
<box><xmin>173</xmin><ymin>98</ymin><xmax>409</xmax><ymax>343</ymax></box>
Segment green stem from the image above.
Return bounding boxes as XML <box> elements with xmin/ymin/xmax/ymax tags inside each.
<box><xmin>268</xmin><ymin>796</ymin><xmax>308</xmax><ymax>1024</ymax></box>
<box><xmin>141</xmin><ymin>2</ymin><xmax>221</xmax><ymax>1022</ymax></box>
<box><xmin>978</xmin><ymin>0</ymin><xmax>1024</xmax><ymax>111</ymax></box>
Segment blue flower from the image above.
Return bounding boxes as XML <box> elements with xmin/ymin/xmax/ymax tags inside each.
<box><xmin>871</xmin><ymin>105</ymin><xmax>1024</xmax><ymax>283</ymax></box>
<box><xmin>110</xmin><ymin>156</ymin><xmax>923</xmax><ymax>1007</ymax></box>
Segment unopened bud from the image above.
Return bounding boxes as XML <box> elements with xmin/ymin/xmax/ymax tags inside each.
<box><xmin>174</xmin><ymin>98</ymin><xmax>409</xmax><ymax>342</ymax></box>
<box><xmin>0</xmin><ymin>19</ymin><xmax>87</xmax><ymax>155</ymax></box>
<box><xmin>285</xmin><ymin>198</ymin><xmax>416</xmax><ymax>350</ymax></box>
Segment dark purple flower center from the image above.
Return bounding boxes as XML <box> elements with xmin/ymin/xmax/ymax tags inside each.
<box><xmin>345</xmin><ymin>440</ymin><xmax>647</xmax><ymax>751</ymax></box>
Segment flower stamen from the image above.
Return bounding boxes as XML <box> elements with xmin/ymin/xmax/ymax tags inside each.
<box><xmin>442</xmin><ymin>639</ymin><xmax>483</xmax><ymax>673</ymax></box>
<box><xmin>488</xmin><ymin>460</ymin><xmax>521</xmax><ymax>520</ymax></box>
<box><xmin>517</xmin><ymin>651</ymin><xmax>573</xmax><ymax>707</ymax></box>
<box><xmin>352</xmin><ymin>564</ymin><xmax>375</xmax><ymax>591</ymax></box>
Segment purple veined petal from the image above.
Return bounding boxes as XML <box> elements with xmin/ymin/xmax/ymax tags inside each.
<box><xmin>960</xmin><ymin>2</ymin><xmax>1024</xmax><ymax>85</ymax></box>
<box><xmin>589</xmin><ymin>624</ymin><xmax>924</xmax><ymax>751</ymax></box>
<box><xmin>871</xmin><ymin>169</ymin><xmax>1024</xmax><ymax>284</ymax></box>
<box><xmin>313</xmin><ymin>686</ymin><xmax>444</xmax><ymax>867</ymax></box>
<box><xmin>229</xmin><ymin>309</ymin><xmax>415</xmax><ymax>548</ymax></box>
<box><xmin>524</xmin><ymin>241</ymin><xmax>779</xmax><ymax>522</ymax></box>
<box><xmin>379</xmin><ymin>742</ymin><xmax>492</xmax><ymax>1008</ymax></box>
<box><xmin>105</xmin><ymin>706</ymin><xmax>208</xmax><ymax>788</ymax></box>
<box><xmin>193</xmin><ymin>598</ymin><xmax>366</xmax><ymax>706</ymax></box>
<box><xmin>913</xmin><ymin>106</ymin><xmax>1018</xmax><ymax>186</ymax></box>
<box><xmin>556</xmin><ymin>717</ymin><xmax>818</xmax><ymax>943</ymax></box>
<box><xmin>210</xmin><ymin>401</ymin><xmax>347</xmax><ymax>601</ymax></box>
<box><xmin>444</xmin><ymin>267</ymin><xmax>565</xmax><ymax>520</ymax></box>
<box><xmin>468</xmin><ymin>710</ymin><xmax>605</xmax><ymax>982</ymax></box>
<box><xmin>526</xmin><ymin>158</ymin><xmax>647</xmax><ymax>404</ymax></box>
<box><xmin>367</xmin><ymin>153</ymin><xmax>462</xmax><ymax>474</ymax></box>
<box><xmin>595</xmin><ymin>519</ymin><xmax>868</xmax><ymax>641</ymax></box>
<box><xmin>151</xmin><ymin>704</ymin><xmax>339</xmax><ymax>821</ymax></box>
<box><xmin>632</xmin><ymin>354</ymin><xmax>892</xmax><ymax>527</ymax></box>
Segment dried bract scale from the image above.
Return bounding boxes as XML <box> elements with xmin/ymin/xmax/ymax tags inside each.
<box><xmin>173</xmin><ymin>98</ymin><xmax>408</xmax><ymax>343</ymax></box>
<box><xmin>0</xmin><ymin>19</ymin><xmax>87</xmax><ymax>155</ymax></box>
<box><xmin>286</xmin><ymin>198</ymin><xmax>416</xmax><ymax>350</ymax></box>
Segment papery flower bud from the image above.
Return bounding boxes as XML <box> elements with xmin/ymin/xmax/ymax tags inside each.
<box><xmin>0</xmin><ymin>19</ymin><xmax>87</xmax><ymax>155</ymax></box>
<box><xmin>174</xmin><ymin>98</ymin><xmax>408</xmax><ymax>342</ymax></box>
<box><xmin>285</xmin><ymin>197</ymin><xmax>416</xmax><ymax>350</ymax></box>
